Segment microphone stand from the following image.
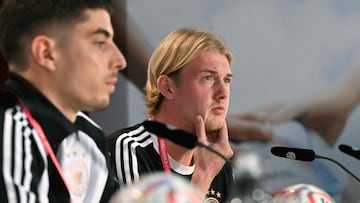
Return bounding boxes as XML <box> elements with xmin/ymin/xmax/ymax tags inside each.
<box><xmin>315</xmin><ymin>154</ymin><xmax>360</xmax><ymax>183</ymax></box>
<box><xmin>196</xmin><ymin>141</ymin><xmax>232</xmax><ymax>164</ymax></box>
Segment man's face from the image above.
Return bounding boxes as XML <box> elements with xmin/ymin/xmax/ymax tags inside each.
<box><xmin>53</xmin><ymin>9</ymin><xmax>126</xmax><ymax>112</ymax></box>
<box><xmin>172</xmin><ymin>50</ymin><xmax>232</xmax><ymax>132</ymax></box>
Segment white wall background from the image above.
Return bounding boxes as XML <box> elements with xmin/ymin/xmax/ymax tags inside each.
<box><xmin>124</xmin><ymin>0</ymin><xmax>360</xmax><ymax>122</ymax></box>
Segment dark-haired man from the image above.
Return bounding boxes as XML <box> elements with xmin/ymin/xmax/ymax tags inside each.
<box><xmin>0</xmin><ymin>0</ymin><xmax>127</xmax><ymax>202</ymax></box>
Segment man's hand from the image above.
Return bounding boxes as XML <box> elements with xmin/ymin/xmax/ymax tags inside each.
<box><xmin>191</xmin><ymin>115</ymin><xmax>233</xmax><ymax>194</ymax></box>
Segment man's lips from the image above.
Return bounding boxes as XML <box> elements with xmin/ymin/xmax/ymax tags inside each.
<box><xmin>211</xmin><ymin>106</ymin><xmax>225</xmax><ymax>115</ymax></box>
<box><xmin>106</xmin><ymin>79</ymin><xmax>117</xmax><ymax>92</ymax></box>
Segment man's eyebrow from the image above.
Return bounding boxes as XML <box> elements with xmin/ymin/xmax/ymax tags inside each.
<box><xmin>200</xmin><ymin>69</ymin><xmax>233</xmax><ymax>77</ymax></box>
<box><xmin>89</xmin><ymin>28</ymin><xmax>112</xmax><ymax>38</ymax></box>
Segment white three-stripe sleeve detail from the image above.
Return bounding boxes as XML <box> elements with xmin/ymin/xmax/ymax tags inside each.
<box><xmin>3</xmin><ymin>107</ymin><xmax>49</xmax><ymax>203</ymax></box>
<box><xmin>13</xmin><ymin>111</ymin><xmax>25</xmax><ymax>203</ymax></box>
<box><xmin>115</xmin><ymin>126</ymin><xmax>152</xmax><ymax>184</ymax></box>
<box><xmin>130</xmin><ymin>133</ymin><xmax>153</xmax><ymax>183</ymax></box>
<box><xmin>3</xmin><ymin>108</ymin><xmax>17</xmax><ymax>202</ymax></box>
<box><xmin>23</xmin><ymin>127</ymin><xmax>35</xmax><ymax>203</ymax></box>
<box><xmin>115</xmin><ymin>135</ymin><xmax>128</xmax><ymax>184</ymax></box>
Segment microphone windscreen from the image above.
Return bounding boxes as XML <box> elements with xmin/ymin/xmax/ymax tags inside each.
<box><xmin>142</xmin><ymin>120</ymin><xmax>198</xmax><ymax>149</ymax></box>
<box><xmin>271</xmin><ymin>146</ymin><xmax>315</xmax><ymax>161</ymax></box>
<box><xmin>339</xmin><ymin>144</ymin><xmax>360</xmax><ymax>159</ymax></box>
<box><xmin>339</xmin><ymin>144</ymin><xmax>353</xmax><ymax>154</ymax></box>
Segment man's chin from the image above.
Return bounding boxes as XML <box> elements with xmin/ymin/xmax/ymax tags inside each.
<box><xmin>205</xmin><ymin>120</ymin><xmax>224</xmax><ymax>133</ymax></box>
<box><xmin>86</xmin><ymin>98</ymin><xmax>110</xmax><ymax>112</ymax></box>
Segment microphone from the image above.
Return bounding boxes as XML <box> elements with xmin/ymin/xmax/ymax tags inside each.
<box><xmin>142</xmin><ymin>120</ymin><xmax>197</xmax><ymax>149</ymax></box>
<box><xmin>338</xmin><ymin>144</ymin><xmax>360</xmax><ymax>160</ymax></box>
<box><xmin>271</xmin><ymin>146</ymin><xmax>315</xmax><ymax>161</ymax></box>
<box><xmin>142</xmin><ymin>120</ymin><xmax>231</xmax><ymax>164</ymax></box>
<box><xmin>270</xmin><ymin>146</ymin><xmax>360</xmax><ymax>183</ymax></box>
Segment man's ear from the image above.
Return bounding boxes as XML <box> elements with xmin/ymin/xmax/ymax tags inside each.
<box><xmin>31</xmin><ymin>36</ymin><xmax>56</xmax><ymax>71</ymax></box>
<box><xmin>157</xmin><ymin>75</ymin><xmax>175</xmax><ymax>100</ymax></box>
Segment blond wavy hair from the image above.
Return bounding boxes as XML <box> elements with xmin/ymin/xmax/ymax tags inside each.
<box><xmin>144</xmin><ymin>28</ymin><xmax>232</xmax><ymax>117</ymax></box>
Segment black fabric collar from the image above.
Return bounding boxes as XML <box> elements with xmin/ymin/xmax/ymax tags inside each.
<box><xmin>1</xmin><ymin>72</ymin><xmax>77</xmax><ymax>151</ymax></box>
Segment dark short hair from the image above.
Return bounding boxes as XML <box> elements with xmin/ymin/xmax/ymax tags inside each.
<box><xmin>0</xmin><ymin>0</ymin><xmax>112</xmax><ymax>65</ymax></box>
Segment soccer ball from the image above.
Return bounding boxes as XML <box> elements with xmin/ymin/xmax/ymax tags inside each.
<box><xmin>109</xmin><ymin>172</ymin><xmax>204</xmax><ymax>203</ymax></box>
<box><xmin>272</xmin><ymin>183</ymin><xmax>336</xmax><ymax>203</ymax></box>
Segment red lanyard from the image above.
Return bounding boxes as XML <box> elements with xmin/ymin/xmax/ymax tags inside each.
<box><xmin>157</xmin><ymin>137</ymin><xmax>171</xmax><ymax>174</ymax></box>
<box><xmin>18</xmin><ymin>99</ymin><xmax>72</xmax><ymax>196</ymax></box>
